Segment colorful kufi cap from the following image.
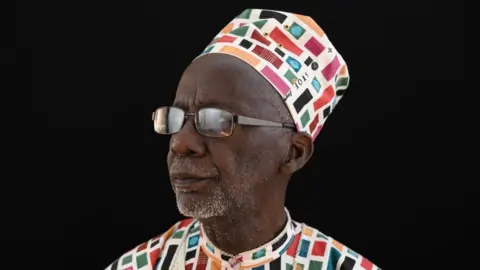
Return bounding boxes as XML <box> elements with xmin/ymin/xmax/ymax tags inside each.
<box><xmin>194</xmin><ymin>9</ymin><xmax>350</xmax><ymax>141</ymax></box>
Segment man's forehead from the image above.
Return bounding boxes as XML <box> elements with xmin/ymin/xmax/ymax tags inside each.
<box><xmin>174</xmin><ymin>55</ymin><xmax>262</xmax><ymax>111</ymax></box>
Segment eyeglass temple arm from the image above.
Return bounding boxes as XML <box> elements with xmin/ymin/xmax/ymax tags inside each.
<box><xmin>236</xmin><ymin>115</ymin><xmax>296</xmax><ymax>129</ymax></box>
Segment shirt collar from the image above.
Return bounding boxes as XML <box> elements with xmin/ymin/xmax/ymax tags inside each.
<box><xmin>199</xmin><ymin>208</ymin><xmax>296</xmax><ymax>269</ymax></box>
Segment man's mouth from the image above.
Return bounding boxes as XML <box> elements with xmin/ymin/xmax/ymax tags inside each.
<box><xmin>174</xmin><ymin>178</ymin><xmax>211</xmax><ymax>185</ymax></box>
<box><xmin>172</xmin><ymin>177</ymin><xmax>216</xmax><ymax>191</ymax></box>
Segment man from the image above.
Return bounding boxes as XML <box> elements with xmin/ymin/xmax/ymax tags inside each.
<box><xmin>106</xmin><ymin>9</ymin><xmax>380</xmax><ymax>270</ymax></box>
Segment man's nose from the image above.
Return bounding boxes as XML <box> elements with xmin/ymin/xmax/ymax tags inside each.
<box><xmin>169</xmin><ymin>118</ymin><xmax>206</xmax><ymax>157</ymax></box>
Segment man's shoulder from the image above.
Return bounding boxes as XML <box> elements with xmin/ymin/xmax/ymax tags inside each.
<box><xmin>104</xmin><ymin>218</ymin><xmax>197</xmax><ymax>270</ymax></box>
<box><xmin>299</xmin><ymin>223</ymin><xmax>381</xmax><ymax>270</ymax></box>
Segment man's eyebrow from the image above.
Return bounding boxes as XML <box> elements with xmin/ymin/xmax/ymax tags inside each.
<box><xmin>171</xmin><ymin>100</ymin><xmax>235</xmax><ymax>110</ymax></box>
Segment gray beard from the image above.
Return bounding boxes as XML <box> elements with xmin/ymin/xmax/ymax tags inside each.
<box><xmin>174</xmin><ymin>167</ymin><xmax>259</xmax><ymax>220</ymax></box>
<box><xmin>171</xmin><ymin>150</ymin><xmax>271</xmax><ymax>219</ymax></box>
<box><xmin>174</xmin><ymin>185</ymin><xmax>230</xmax><ymax>219</ymax></box>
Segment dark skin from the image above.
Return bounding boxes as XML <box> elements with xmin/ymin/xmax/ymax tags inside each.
<box><xmin>167</xmin><ymin>53</ymin><xmax>314</xmax><ymax>255</ymax></box>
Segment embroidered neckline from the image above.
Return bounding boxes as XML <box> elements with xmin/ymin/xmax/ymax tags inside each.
<box><xmin>198</xmin><ymin>208</ymin><xmax>297</xmax><ymax>269</ymax></box>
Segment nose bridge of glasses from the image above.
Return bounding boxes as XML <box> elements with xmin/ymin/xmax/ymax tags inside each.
<box><xmin>179</xmin><ymin>112</ymin><xmax>198</xmax><ymax>132</ymax></box>
<box><xmin>183</xmin><ymin>112</ymin><xmax>196</xmax><ymax>124</ymax></box>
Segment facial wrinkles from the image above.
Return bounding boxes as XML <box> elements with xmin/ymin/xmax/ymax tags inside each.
<box><xmin>227</xmin><ymin>137</ymin><xmax>278</xmax><ymax>208</ymax></box>
<box><xmin>169</xmin><ymin>55</ymin><xmax>290</xmax><ymax>222</ymax></box>
<box><xmin>203</xmin><ymin>153</ymin><xmax>258</xmax><ymax>244</ymax></box>
<box><xmin>169</xmin><ymin>141</ymin><xmax>274</xmax><ymax>221</ymax></box>
<box><xmin>169</xmin><ymin>157</ymin><xmax>227</xmax><ymax>219</ymax></box>
<box><xmin>173</xmin><ymin>153</ymin><xmax>259</xmax><ymax>220</ymax></box>
<box><xmin>205</xmin><ymin>146</ymin><xmax>279</xmax><ymax>245</ymax></box>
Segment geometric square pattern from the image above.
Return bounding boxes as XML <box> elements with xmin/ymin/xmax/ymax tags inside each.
<box><xmin>104</xmin><ymin>210</ymin><xmax>381</xmax><ymax>270</ymax></box>
<box><xmin>194</xmin><ymin>9</ymin><xmax>350</xmax><ymax>141</ymax></box>
<box><xmin>104</xmin><ymin>8</ymin><xmax>375</xmax><ymax>270</ymax></box>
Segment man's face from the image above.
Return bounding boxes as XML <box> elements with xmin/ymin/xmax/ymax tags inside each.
<box><xmin>166</xmin><ymin>54</ymin><xmax>290</xmax><ymax>219</ymax></box>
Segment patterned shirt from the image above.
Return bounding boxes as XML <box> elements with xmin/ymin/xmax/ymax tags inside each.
<box><xmin>105</xmin><ymin>210</ymin><xmax>380</xmax><ymax>270</ymax></box>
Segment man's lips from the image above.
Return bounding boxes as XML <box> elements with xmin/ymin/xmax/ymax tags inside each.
<box><xmin>171</xmin><ymin>174</ymin><xmax>217</xmax><ymax>191</ymax></box>
<box><xmin>173</xmin><ymin>178</ymin><xmax>212</xmax><ymax>186</ymax></box>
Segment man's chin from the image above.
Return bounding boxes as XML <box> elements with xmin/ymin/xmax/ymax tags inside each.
<box><xmin>175</xmin><ymin>193</ymin><xmax>228</xmax><ymax>219</ymax></box>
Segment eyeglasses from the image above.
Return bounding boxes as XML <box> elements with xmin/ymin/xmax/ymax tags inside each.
<box><xmin>152</xmin><ymin>106</ymin><xmax>296</xmax><ymax>138</ymax></box>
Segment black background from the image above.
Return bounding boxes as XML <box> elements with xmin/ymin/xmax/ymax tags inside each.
<box><xmin>16</xmin><ymin>0</ymin><xmax>466</xmax><ymax>269</ymax></box>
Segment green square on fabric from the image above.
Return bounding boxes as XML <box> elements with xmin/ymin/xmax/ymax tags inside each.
<box><xmin>336</xmin><ymin>77</ymin><xmax>349</xmax><ymax>88</ymax></box>
<box><xmin>172</xmin><ymin>230</ymin><xmax>184</xmax><ymax>239</ymax></box>
<box><xmin>316</xmin><ymin>232</ymin><xmax>328</xmax><ymax>240</ymax></box>
<box><xmin>204</xmin><ymin>46</ymin><xmax>214</xmax><ymax>54</ymax></box>
<box><xmin>300</xmin><ymin>111</ymin><xmax>310</xmax><ymax>127</ymax></box>
<box><xmin>237</xmin><ymin>9</ymin><xmax>252</xmax><ymax>19</ymax></box>
<box><xmin>284</xmin><ymin>70</ymin><xmax>297</xmax><ymax>85</ymax></box>
<box><xmin>308</xmin><ymin>260</ymin><xmax>323</xmax><ymax>270</ymax></box>
<box><xmin>253</xmin><ymin>19</ymin><xmax>268</xmax><ymax>29</ymax></box>
<box><xmin>230</xmin><ymin>26</ymin><xmax>249</xmax><ymax>37</ymax></box>
<box><xmin>136</xmin><ymin>253</ymin><xmax>148</xmax><ymax>268</ymax></box>
<box><xmin>121</xmin><ymin>254</ymin><xmax>132</xmax><ymax>265</ymax></box>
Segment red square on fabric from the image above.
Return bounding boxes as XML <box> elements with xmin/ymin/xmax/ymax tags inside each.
<box><xmin>149</xmin><ymin>248</ymin><xmax>160</xmax><ymax>267</ymax></box>
<box><xmin>137</xmin><ymin>242</ymin><xmax>148</xmax><ymax>252</ymax></box>
<box><xmin>361</xmin><ymin>257</ymin><xmax>373</xmax><ymax>270</ymax></box>
<box><xmin>196</xmin><ymin>249</ymin><xmax>208</xmax><ymax>270</ymax></box>
<box><xmin>311</xmin><ymin>241</ymin><xmax>326</xmax><ymax>256</ymax></box>
<box><xmin>286</xmin><ymin>234</ymin><xmax>301</xmax><ymax>257</ymax></box>
<box><xmin>178</xmin><ymin>219</ymin><xmax>194</xmax><ymax>229</ymax></box>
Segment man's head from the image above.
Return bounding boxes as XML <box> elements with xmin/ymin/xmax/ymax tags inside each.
<box><xmin>156</xmin><ymin>9</ymin><xmax>350</xmax><ymax>219</ymax></box>
<box><xmin>166</xmin><ymin>53</ymin><xmax>313</xmax><ymax>219</ymax></box>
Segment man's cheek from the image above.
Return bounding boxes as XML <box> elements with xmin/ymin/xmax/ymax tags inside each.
<box><xmin>215</xmin><ymin>153</ymin><xmax>238</xmax><ymax>180</ymax></box>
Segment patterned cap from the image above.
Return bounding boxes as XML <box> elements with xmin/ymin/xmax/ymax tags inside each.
<box><xmin>195</xmin><ymin>9</ymin><xmax>350</xmax><ymax>141</ymax></box>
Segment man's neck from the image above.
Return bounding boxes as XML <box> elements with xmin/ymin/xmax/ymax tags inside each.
<box><xmin>199</xmin><ymin>205</ymin><xmax>287</xmax><ymax>255</ymax></box>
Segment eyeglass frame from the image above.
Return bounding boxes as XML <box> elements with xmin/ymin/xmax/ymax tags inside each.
<box><xmin>152</xmin><ymin>106</ymin><xmax>297</xmax><ymax>137</ymax></box>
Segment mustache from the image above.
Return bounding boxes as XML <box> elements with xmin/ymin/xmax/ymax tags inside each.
<box><xmin>169</xmin><ymin>158</ymin><xmax>219</xmax><ymax>176</ymax></box>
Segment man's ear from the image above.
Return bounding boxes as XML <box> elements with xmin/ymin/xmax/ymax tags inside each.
<box><xmin>280</xmin><ymin>132</ymin><xmax>314</xmax><ymax>174</ymax></box>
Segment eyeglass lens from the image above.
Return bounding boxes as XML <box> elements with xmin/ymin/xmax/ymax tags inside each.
<box><xmin>153</xmin><ymin>107</ymin><xmax>234</xmax><ymax>137</ymax></box>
